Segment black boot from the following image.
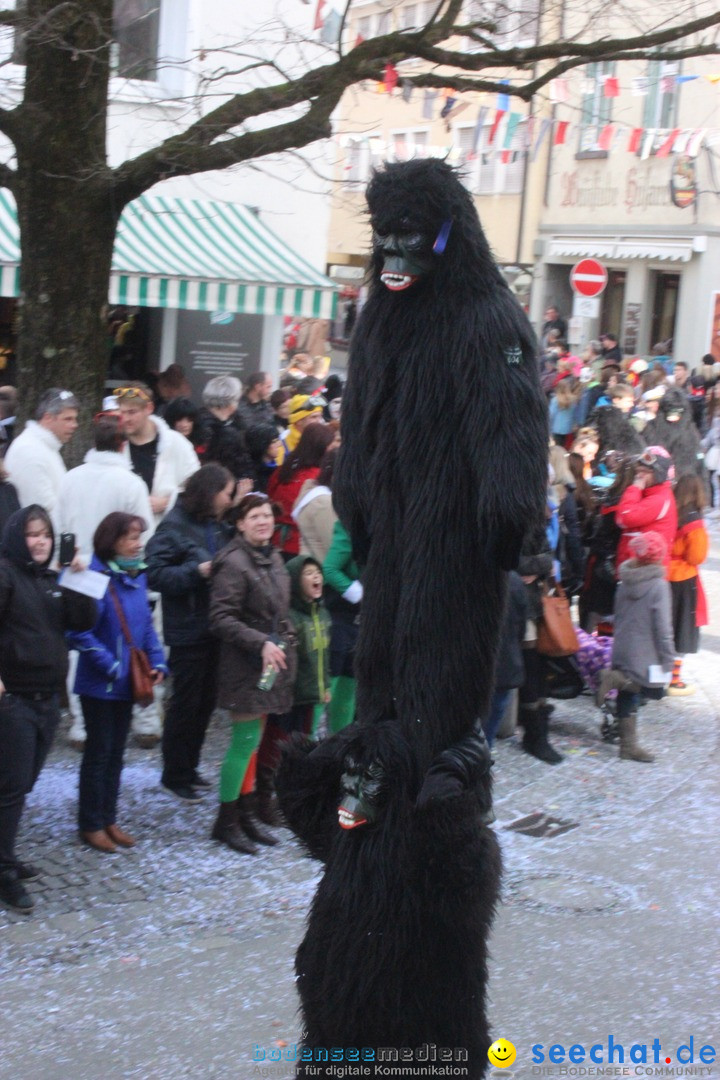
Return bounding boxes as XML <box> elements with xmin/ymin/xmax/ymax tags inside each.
<box><xmin>210</xmin><ymin>802</ymin><xmax>257</xmax><ymax>855</ymax></box>
<box><xmin>519</xmin><ymin>706</ymin><xmax>564</xmax><ymax>764</ymax></box>
<box><xmin>237</xmin><ymin>795</ymin><xmax>279</xmax><ymax>847</ymax></box>
<box><xmin>254</xmin><ymin>765</ymin><xmax>285</xmax><ymax>827</ymax></box>
<box><xmin>0</xmin><ymin>869</ymin><xmax>35</xmax><ymax>913</ymax></box>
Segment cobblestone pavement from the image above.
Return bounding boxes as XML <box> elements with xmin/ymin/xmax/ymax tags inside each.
<box><xmin>1</xmin><ymin>522</ymin><xmax>719</xmax><ymax>1080</ymax></box>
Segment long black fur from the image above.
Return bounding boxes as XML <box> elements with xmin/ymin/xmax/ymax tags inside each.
<box><xmin>277</xmin><ymin>160</ymin><xmax>548</xmax><ymax>1079</ymax></box>
<box><xmin>276</xmin><ymin>724</ymin><xmax>501</xmax><ymax>1079</ymax></box>
<box><xmin>642</xmin><ymin>387</ymin><xmax>706</xmax><ymax>480</ymax></box>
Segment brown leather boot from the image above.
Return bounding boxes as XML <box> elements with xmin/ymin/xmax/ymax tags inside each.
<box><xmin>106</xmin><ymin>824</ymin><xmax>135</xmax><ymax>848</ymax></box>
<box><xmin>210</xmin><ymin>802</ymin><xmax>257</xmax><ymax>855</ymax></box>
<box><xmin>254</xmin><ymin>765</ymin><xmax>284</xmax><ymax>827</ymax></box>
<box><xmin>237</xmin><ymin>795</ymin><xmax>279</xmax><ymax>846</ymax></box>
<box><xmin>619</xmin><ymin>714</ymin><xmax>655</xmax><ymax>763</ymax></box>
<box><xmin>81</xmin><ymin>829</ymin><xmax>118</xmax><ymax>853</ymax></box>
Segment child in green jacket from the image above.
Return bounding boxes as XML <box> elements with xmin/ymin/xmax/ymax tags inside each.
<box><xmin>255</xmin><ymin>555</ymin><xmax>331</xmax><ymax>823</ymax></box>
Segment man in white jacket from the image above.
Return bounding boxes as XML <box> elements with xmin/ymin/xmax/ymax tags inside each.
<box><xmin>58</xmin><ymin>413</ymin><xmax>154</xmax><ymax>563</ymax></box>
<box><xmin>4</xmin><ymin>388</ymin><xmax>79</xmax><ymax>533</ymax></box>
<box><xmin>114</xmin><ymin>384</ymin><xmax>199</xmax><ymax>525</ymax></box>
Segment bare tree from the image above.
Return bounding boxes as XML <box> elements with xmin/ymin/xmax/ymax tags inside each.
<box><xmin>1</xmin><ymin>0</ymin><xmax>719</xmax><ymax>419</ymax></box>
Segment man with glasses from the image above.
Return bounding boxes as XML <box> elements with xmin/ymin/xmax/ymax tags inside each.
<box><xmin>113</xmin><ymin>384</ymin><xmax>199</xmax><ymax>523</ymax></box>
<box><xmin>4</xmin><ymin>388</ymin><xmax>79</xmax><ymax>533</ymax></box>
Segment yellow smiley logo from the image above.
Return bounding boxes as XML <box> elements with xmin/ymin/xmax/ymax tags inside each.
<box><xmin>488</xmin><ymin>1039</ymin><xmax>517</xmax><ymax>1068</ymax></box>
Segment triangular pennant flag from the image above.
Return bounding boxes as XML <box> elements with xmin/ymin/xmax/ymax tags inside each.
<box><xmin>597</xmin><ymin>124</ymin><xmax>615</xmax><ymax>151</ymax></box>
<box><xmin>655</xmin><ymin>128</ymin><xmax>680</xmax><ymax>157</ymax></box>
<box><xmin>354</xmin><ymin>33</ymin><xmax>365</xmax><ymax>46</ymax></box>
<box><xmin>384</xmin><ymin>63</ymin><xmax>399</xmax><ymax>93</ymax></box>
<box><xmin>444</xmin><ymin>101</ymin><xmax>471</xmax><ymax>123</ymax></box>
<box><xmin>705</xmin><ymin>74</ymin><xmax>720</xmax><ymax>84</ymax></box>
<box><xmin>503</xmin><ymin>112</ymin><xmax>521</xmax><ymax>149</ymax></box>
<box><xmin>660</xmin><ymin>75</ymin><xmax>675</xmax><ymax>94</ymax></box>
<box><xmin>676</xmin><ymin>75</ymin><xmax>699</xmax><ymax>83</ymax></box>
<box><xmin>672</xmin><ymin>130</ymin><xmax>691</xmax><ymax>154</ymax></box>
<box><xmin>631</xmin><ymin>77</ymin><xmax>649</xmax><ymax>97</ymax></box>
<box><xmin>524</xmin><ymin>116</ymin><xmax>535</xmax><ymax>150</ymax></box>
<box><xmin>441</xmin><ymin>93</ymin><xmax>458</xmax><ymax>118</ymax></box>
<box><xmin>687</xmin><ymin>129</ymin><xmax>706</xmax><ymax>156</ymax></box>
<box><xmin>488</xmin><ymin>109</ymin><xmax>506</xmax><ymax>145</ymax></box>
<box><xmin>553</xmin><ymin>119</ymin><xmax>569</xmax><ymax>145</ymax></box>
<box><xmin>532</xmin><ymin>118</ymin><xmax>552</xmax><ymax>160</ymax></box>
<box><xmin>497</xmin><ymin>80</ymin><xmax>510</xmax><ymax>111</ymax></box>
<box><xmin>549</xmin><ymin>78</ymin><xmax>569</xmax><ymax>103</ymax></box>
<box><xmin>640</xmin><ymin>129</ymin><xmax>656</xmax><ymax>159</ymax></box>
<box><xmin>422</xmin><ymin>90</ymin><xmax>437</xmax><ymax>119</ymax></box>
<box><xmin>473</xmin><ymin>105</ymin><xmax>488</xmax><ymax>150</ymax></box>
<box><xmin>501</xmin><ymin>149</ymin><xmax>511</xmax><ymax>164</ymax></box>
<box><xmin>604</xmin><ymin>76</ymin><xmax>620</xmax><ymax>98</ymax></box>
<box><xmin>320</xmin><ymin>7</ymin><xmax>341</xmax><ymax>44</ymax></box>
<box><xmin>401</xmin><ymin>79</ymin><xmax>413</xmax><ymax>103</ymax></box>
<box><xmin>627</xmin><ymin>127</ymin><xmax>643</xmax><ymax>152</ymax></box>
<box><xmin>313</xmin><ymin>0</ymin><xmax>325</xmax><ymax>31</ymax></box>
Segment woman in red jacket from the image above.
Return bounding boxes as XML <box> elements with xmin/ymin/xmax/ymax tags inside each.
<box><xmin>267</xmin><ymin>422</ymin><xmax>335</xmax><ymax>560</ymax></box>
<box><xmin>615</xmin><ymin>446</ymin><xmax>677</xmax><ymax>572</ymax></box>
<box><xmin>667</xmin><ymin>474</ymin><xmax>709</xmax><ymax>695</ymax></box>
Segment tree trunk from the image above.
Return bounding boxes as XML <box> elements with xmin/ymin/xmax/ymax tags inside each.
<box><xmin>13</xmin><ymin>0</ymin><xmax>117</xmax><ymax>462</ymax></box>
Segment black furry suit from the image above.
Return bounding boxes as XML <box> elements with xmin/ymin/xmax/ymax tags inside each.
<box><xmin>642</xmin><ymin>387</ymin><xmax>706</xmax><ymax>481</ymax></box>
<box><xmin>276</xmin><ymin>160</ymin><xmax>548</xmax><ymax>1079</ymax></box>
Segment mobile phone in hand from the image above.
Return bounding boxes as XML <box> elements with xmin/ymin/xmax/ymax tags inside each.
<box><xmin>59</xmin><ymin>532</ymin><xmax>76</xmax><ymax>566</ymax></box>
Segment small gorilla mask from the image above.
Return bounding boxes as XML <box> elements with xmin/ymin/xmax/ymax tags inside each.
<box><xmin>337</xmin><ymin>755</ymin><xmax>387</xmax><ymax>829</ymax></box>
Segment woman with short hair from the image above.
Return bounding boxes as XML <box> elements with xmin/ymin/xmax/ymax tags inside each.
<box><xmin>69</xmin><ymin>512</ymin><xmax>167</xmax><ymax>853</ymax></box>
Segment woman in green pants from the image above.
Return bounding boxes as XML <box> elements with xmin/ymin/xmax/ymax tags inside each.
<box><xmin>322</xmin><ymin>518</ymin><xmax>361</xmax><ymax>733</ymax></box>
<box><xmin>209</xmin><ymin>494</ymin><xmax>297</xmax><ymax>854</ymax></box>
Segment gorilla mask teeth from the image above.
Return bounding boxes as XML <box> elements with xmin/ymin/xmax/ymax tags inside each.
<box><xmin>380</xmin><ymin>272</ymin><xmax>418</xmax><ymax>291</ymax></box>
<box><xmin>338</xmin><ymin>806</ymin><xmax>368</xmax><ymax>829</ymax></box>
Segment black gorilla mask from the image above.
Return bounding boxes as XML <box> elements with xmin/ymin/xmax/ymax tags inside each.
<box><xmin>372</xmin><ymin>219</ymin><xmax>453</xmax><ymax>292</ymax></box>
<box><xmin>338</xmin><ymin>755</ymin><xmax>388</xmax><ymax>830</ymax></box>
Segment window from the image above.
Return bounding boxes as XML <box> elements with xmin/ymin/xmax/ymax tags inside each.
<box><xmin>463</xmin><ymin>0</ymin><xmax>540</xmax><ymax>51</ymax></box>
<box><xmin>643</xmin><ymin>60</ymin><xmax>680</xmax><ymax>130</ymax></box>
<box><xmin>12</xmin><ymin>0</ymin><xmax>162</xmax><ymax>82</ymax></box>
<box><xmin>343</xmin><ymin>136</ymin><xmax>384</xmax><ymax>189</ymax></box>
<box><xmin>388</xmin><ymin>128</ymin><xmax>430</xmax><ymax>162</ymax></box>
<box><xmin>578</xmin><ymin>62</ymin><xmax>616</xmax><ymax>157</ymax></box>
<box><xmin>113</xmin><ymin>0</ymin><xmax>161</xmax><ymax>81</ymax></box>
<box><xmin>455</xmin><ymin>121</ymin><xmax>526</xmax><ymax>195</ymax></box>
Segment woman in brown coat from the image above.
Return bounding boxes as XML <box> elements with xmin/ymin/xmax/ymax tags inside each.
<box><xmin>209</xmin><ymin>493</ymin><xmax>297</xmax><ymax>853</ymax></box>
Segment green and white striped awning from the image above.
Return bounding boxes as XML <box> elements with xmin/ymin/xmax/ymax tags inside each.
<box><xmin>0</xmin><ymin>191</ymin><xmax>338</xmax><ymax>319</ymax></box>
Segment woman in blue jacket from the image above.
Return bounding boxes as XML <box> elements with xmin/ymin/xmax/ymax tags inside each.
<box><xmin>68</xmin><ymin>512</ymin><xmax>166</xmax><ymax>853</ymax></box>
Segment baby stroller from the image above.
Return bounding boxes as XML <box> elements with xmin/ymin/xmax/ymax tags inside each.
<box><xmin>573</xmin><ymin>628</ymin><xmax>618</xmax><ymax>742</ymax></box>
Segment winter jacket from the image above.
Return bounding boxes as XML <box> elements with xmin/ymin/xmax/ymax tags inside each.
<box><xmin>67</xmin><ymin>555</ymin><xmax>167</xmax><ymax>701</ymax></box>
<box><xmin>493</xmin><ymin>571</ymin><xmax>528</xmax><ymax>690</ymax></box>
<box><xmin>236</xmin><ymin>397</ymin><xmax>274</xmax><ymax>430</ymax></box>
<box><xmin>268</xmin><ymin>466</ymin><xmax>321</xmax><ymax>557</ymax></box>
<box><xmin>197</xmin><ymin>411</ymin><xmax>254</xmax><ymax>482</ymax></box>
<box><xmin>548</xmin><ymin>393</ymin><xmax>580</xmax><ymax>436</ymax></box>
<box><xmin>4</xmin><ymin>421</ymin><xmax>67</xmax><ymax>533</ymax></box>
<box><xmin>59</xmin><ymin>449</ymin><xmax>154</xmax><ymax>563</ymax></box>
<box><xmin>669</xmin><ymin>512</ymin><xmax>709</xmax><ymax>627</ymax></box>
<box><xmin>286</xmin><ymin>555</ymin><xmax>331</xmax><ymax>705</ymax></box>
<box><xmin>0</xmin><ymin>479</ymin><xmax>20</xmax><ymax>538</ymax></box>
<box><xmin>121</xmin><ymin>414</ymin><xmax>199</xmax><ymax>524</ymax></box>
<box><xmin>615</xmin><ymin>481</ymin><xmax>677</xmax><ymax>572</ymax></box>
<box><xmin>322</xmin><ymin>519</ymin><xmax>362</xmax><ymax>617</ymax></box>
<box><xmin>145</xmin><ymin>502</ymin><xmax>233</xmax><ymax>646</ymax></box>
<box><xmin>612</xmin><ymin>560</ymin><xmax>675</xmax><ymax>687</ymax></box>
<box><xmin>0</xmin><ymin>506</ymin><xmax>97</xmax><ymax>695</ymax></box>
<box><xmin>292</xmin><ymin>483</ymin><xmax>337</xmax><ymax>565</ymax></box>
<box><xmin>209</xmin><ymin>533</ymin><xmax>297</xmax><ymax>714</ymax></box>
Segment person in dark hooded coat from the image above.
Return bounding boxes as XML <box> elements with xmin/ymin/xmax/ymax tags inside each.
<box><xmin>0</xmin><ymin>505</ymin><xmax>96</xmax><ymax>912</ymax></box>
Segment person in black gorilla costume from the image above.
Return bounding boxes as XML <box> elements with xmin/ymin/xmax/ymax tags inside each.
<box><xmin>642</xmin><ymin>386</ymin><xmax>706</xmax><ymax>481</ymax></box>
<box><xmin>276</xmin><ymin>159</ymin><xmax>548</xmax><ymax>1079</ymax></box>
<box><xmin>590</xmin><ymin>402</ymin><xmax>645</xmax><ymax>462</ymax></box>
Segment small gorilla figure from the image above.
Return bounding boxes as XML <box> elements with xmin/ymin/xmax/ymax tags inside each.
<box><xmin>590</xmin><ymin>403</ymin><xmax>645</xmax><ymax>461</ymax></box>
<box><xmin>276</xmin><ymin>721</ymin><xmax>501</xmax><ymax>1079</ymax></box>
<box><xmin>277</xmin><ymin>159</ymin><xmax>548</xmax><ymax>1079</ymax></box>
<box><xmin>642</xmin><ymin>386</ymin><xmax>706</xmax><ymax>480</ymax></box>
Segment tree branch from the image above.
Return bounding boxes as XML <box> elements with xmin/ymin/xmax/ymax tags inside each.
<box><xmin>0</xmin><ymin>7</ymin><xmax>21</xmax><ymax>27</ymax></box>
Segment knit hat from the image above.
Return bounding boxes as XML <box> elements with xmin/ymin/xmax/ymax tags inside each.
<box><xmin>635</xmin><ymin>445</ymin><xmax>675</xmax><ymax>484</ymax></box>
<box><xmin>289</xmin><ymin>393</ymin><xmax>324</xmax><ymax>424</ymax></box>
<box><xmin>628</xmin><ymin>531</ymin><xmax>667</xmax><ymax>565</ymax></box>
<box><xmin>245</xmin><ymin>423</ymin><xmax>279</xmax><ymax>460</ymax></box>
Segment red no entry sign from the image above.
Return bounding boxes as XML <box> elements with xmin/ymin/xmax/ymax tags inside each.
<box><xmin>570</xmin><ymin>258</ymin><xmax>608</xmax><ymax>297</ymax></box>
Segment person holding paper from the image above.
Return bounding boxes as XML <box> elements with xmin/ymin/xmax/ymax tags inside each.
<box><xmin>0</xmin><ymin>505</ymin><xmax>96</xmax><ymax>913</ymax></box>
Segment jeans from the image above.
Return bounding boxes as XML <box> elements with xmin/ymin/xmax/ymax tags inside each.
<box><xmin>482</xmin><ymin>690</ymin><xmax>512</xmax><ymax>748</ymax></box>
<box><xmin>78</xmin><ymin>696</ymin><xmax>133</xmax><ymax>832</ymax></box>
<box><xmin>0</xmin><ymin>693</ymin><xmax>60</xmax><ymax>871</ymax></box>
<box><xmin>161</xmin><ymin>641</ymin><xmax>219</xmax><ymax>788</ymax></box>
